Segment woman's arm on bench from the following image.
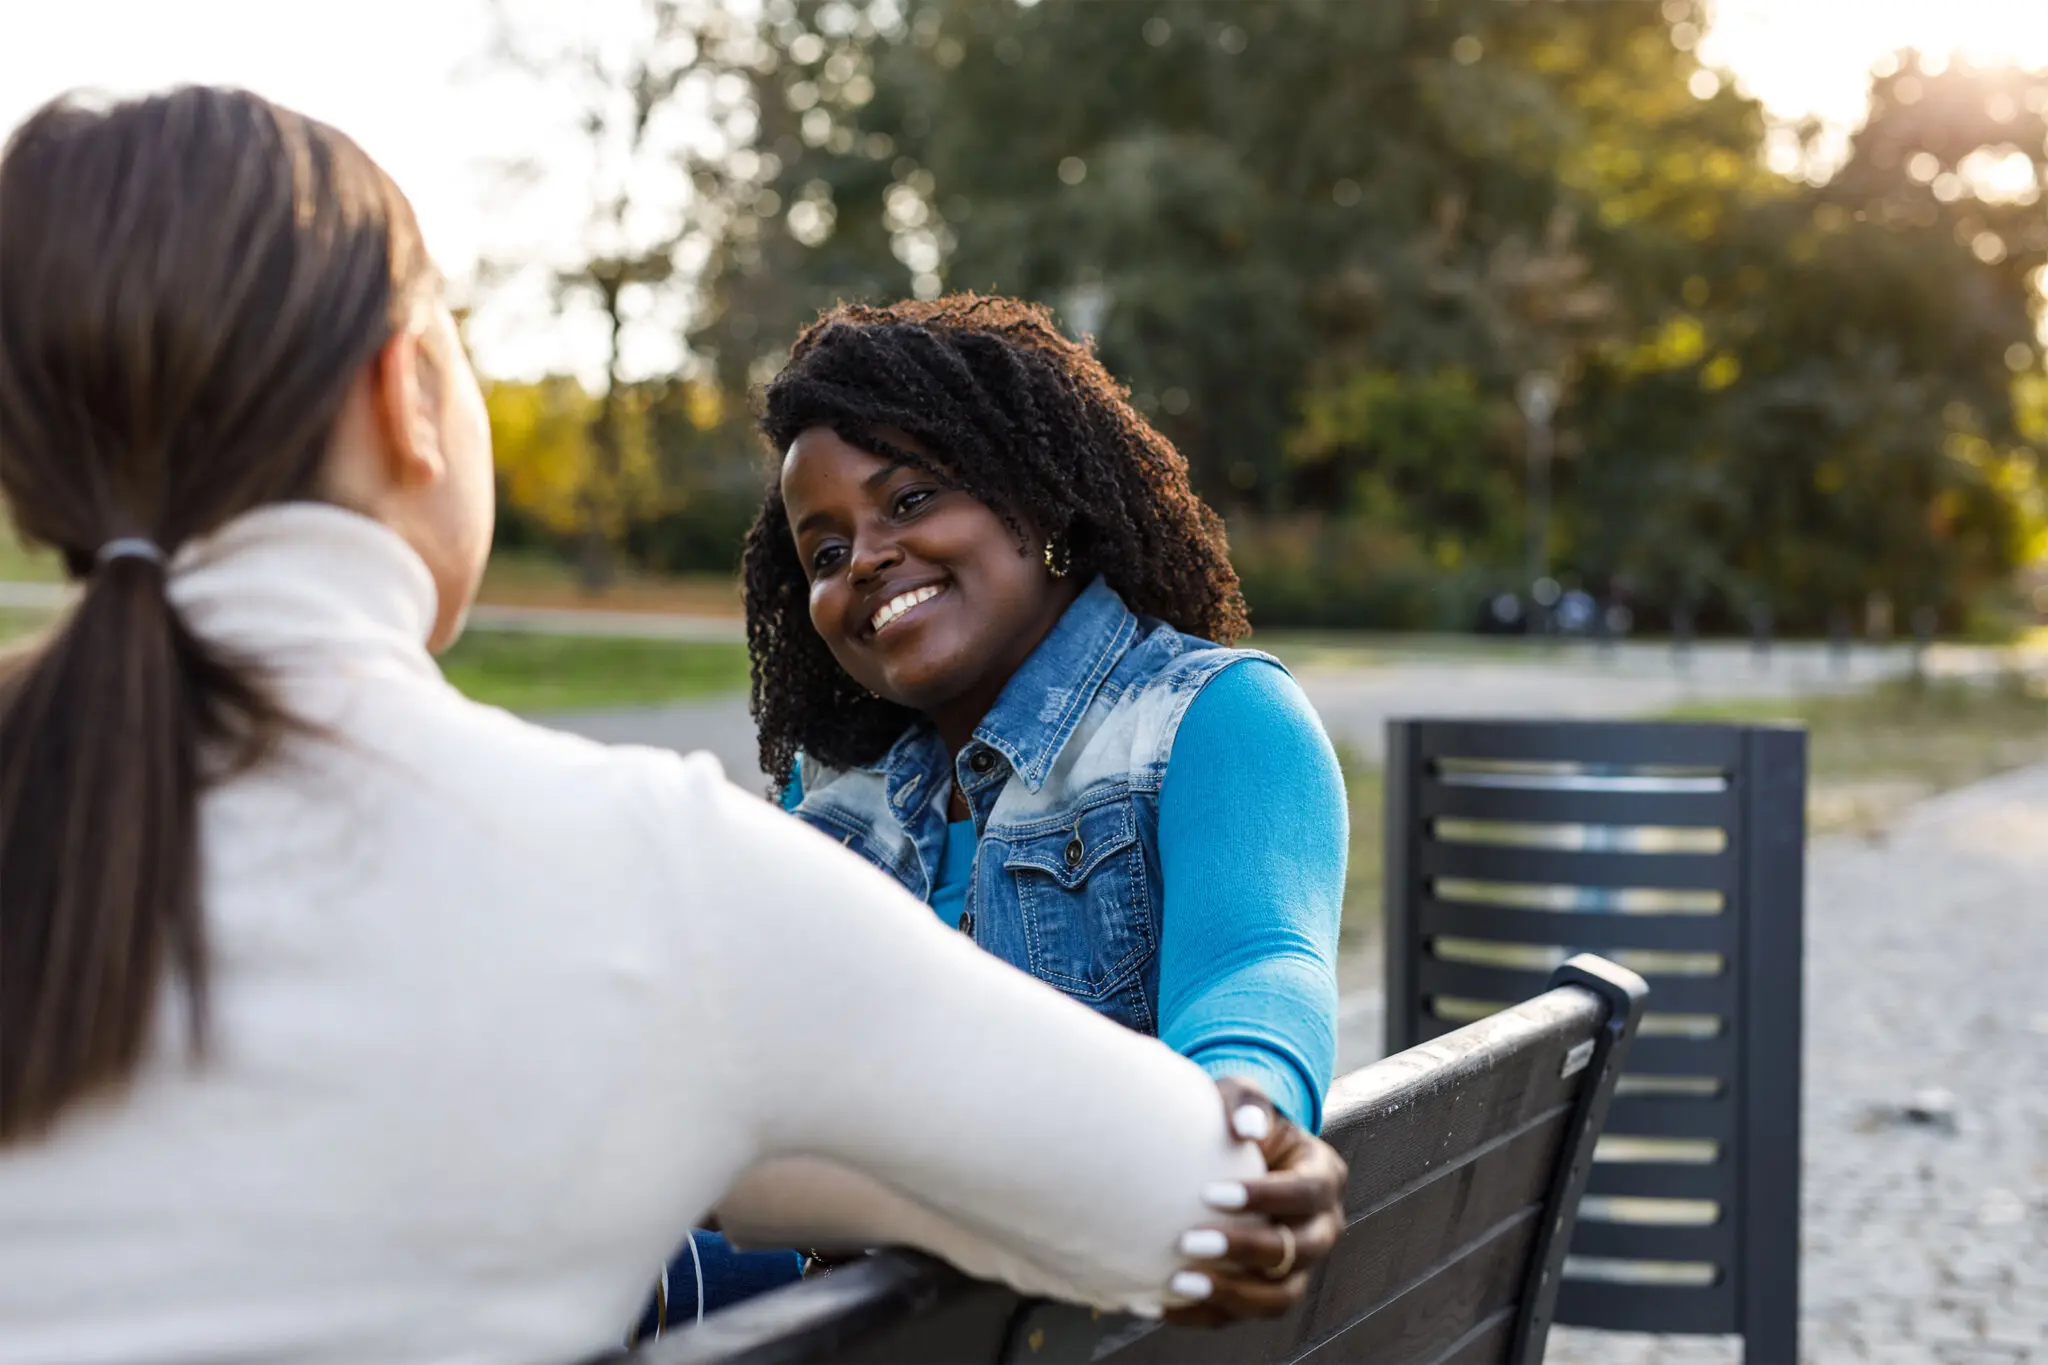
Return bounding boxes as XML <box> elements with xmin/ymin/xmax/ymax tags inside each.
<box><xmin>716</xmin><ymin>1156</ymin><xmax>1225</xmax><ymax>1306</ymax></box>
<box><xmin>653</xmin><ymin>761</ymin><xmax>1264</xmax><ymax>1318</ymax></box>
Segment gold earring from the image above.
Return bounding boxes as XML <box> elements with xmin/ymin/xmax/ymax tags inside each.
<box><xmin>1044</xmin><ymin>538</ymin><xmax>1068</xmax><ymax>579</ymax></box>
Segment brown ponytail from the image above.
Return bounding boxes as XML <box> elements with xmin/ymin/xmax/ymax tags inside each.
<box><xmin>0</xmin><ymin>87</ymin><xmax>435</xmax><ymax>1140</ymax></box>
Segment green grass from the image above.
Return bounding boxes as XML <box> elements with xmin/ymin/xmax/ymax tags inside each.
<box><xmin>0</xmin><ymin>606</ymin><xmax>749</xmax><ymax>713</ymax></box>
<box><xmin>1333</xmin><ymin>744</ymin><xmax>1384</xmax><ymax>948</ymax></box>
<box><xmin>0</xmin><ymin>523</ymin><xmax>61</xmax><ymax>582</ymax></box>
<box><xmin>438</xmin><ymin>631</ymin><xmax>750</xmax><ymax>713</ymax></box>
<box><xmin>477</xmin><ymin>548</ymin><xmax>743</xmax><ymax>616</ymax></box>
<box><xmin>1663</xmin><ymin>673</ymin><xmax>2048</xmax><ymax>835</ymax></box>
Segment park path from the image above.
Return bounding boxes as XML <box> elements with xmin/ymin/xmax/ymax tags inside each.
<box><xmin>1545</xmin><ymin>762</ymin><xmax>2048</xmax><ymax>1365</ymax></box>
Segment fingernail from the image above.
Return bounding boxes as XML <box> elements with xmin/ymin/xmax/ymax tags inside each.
<box><xmin>1231</xmin><ymin>1104</ymin><xmax>1272</xmax><ymax>1141</ymax></box>
<box><xmin>1169</xmin><ymin>1270</ymin><xmax>1214</xmax><ymax>1302</ymax></box>
<box><xmin>1203</xmin><ymin>1181</ymin><xmax>1248</xmax><ymax>1210</ymax></box>
<box><xmin>1178</xmin><ymin>1228</ymin><xmax>1229</xmax><ymax>1259</ymax></box>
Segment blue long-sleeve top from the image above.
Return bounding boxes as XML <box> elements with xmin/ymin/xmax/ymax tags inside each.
<box><xmin>787</xmin><ymin>660</ymin><xmax>1347</xmax><ymax>1131</ymax></box>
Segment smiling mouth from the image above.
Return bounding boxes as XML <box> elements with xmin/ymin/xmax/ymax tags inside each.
<box><xmin>870</xmin><ymin>584</ymin><xmax>946</xmax><ymax>635</ymax></box>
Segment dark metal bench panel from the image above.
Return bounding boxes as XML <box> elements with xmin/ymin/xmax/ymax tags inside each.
<box><xmin>1325</xmin><ymin>985</ymin><xmax>1606</xmax><ymax>1211</ymax></box>
<box><xmin>1602</xmin><ymin>1094</ymin><xmax>1736</xmax><ymax>1141</ymax></box>
<box><xmin>1569</xmin><ymin>1220</ymin><xmax>1734</xmax><ymax>1263</ymax></box>
<box><xmin>1291</xmin><ymin>1206</ymin><xmax>1540</xmax><ymax>1364</ymax></box>
<box><xmin>1092</xmin><ymin>1114</ymin><xmax>1578</xmax><ymax>1365</ymax></box>
<box><xmin>1417</xmin><ymin>780</ymin><xmax>1739</xmax><ymax>828</ymax></box>
<box><xmin>1415</xmin><ymin>1019</ymin><xmax>1737</xmax><ymax>1080</ymax></box>
<box><xmin>1735</xmin><ymin>727</ymin><xmax>1806</xmax><ymax>1365</ymax></box>
<box><xmin>1096</xmin><ymin>958</ymin><xmax>1643</xmax><ymax>1365</ymax></box>
<box><xmin>1401</xmin><ymin>721</ymin><xmax>1745</xmax><ymax>768</ymax></box>
<box><xmin>1304</xmin><ymin>1117</ymin><xmax>1568</xmax><ymax>1343</ymax></box>
<box><xmin>1016</xmin><ymin>979</ymin><xmax>1624</xmax><ymax>1365</ymax></box>
<box><xmin>1583</xmin><ymin>1162</ymin><xmax>1727</xmax><ymax>1200</ymax></box>
<box><xmin>1553</xmin><ymin>1279</ymin><xmax>1738</xmax><ymax>1336</ymax></box>
<box><xmin>1385</xmin><ymin>719</ymin><xmax>1805</xmax><ymax>1363</ymax></box>
<box><xmin>1417</xmin><ymin>957</ymin><xmax>1737</xmax><ymax>1015</ymax></box>
<box><xmin>1415</xmin><ymin>843</ymin><xmax>1735</xmax><ymax>892</ymax></box>
<box><xmin>1604</xmin><ymin>1035</ymin><xmax>1738</xmax><ymax>1075</ymax></box>
<box><xmin>1435</xmin><ymin>1310</ymin><xmax>1518</xmax><ymax>1365</ymax></box>
<box><xmin>1419</xmin><ymin>899</ymin><xmax>1732</xmax><ymax>953</ymax></box>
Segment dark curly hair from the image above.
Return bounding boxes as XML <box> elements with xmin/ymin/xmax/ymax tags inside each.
<box><xmin>743</xmin><ymin>293</ymin><xmax>1248</xmax><ymax>791</ymax></box>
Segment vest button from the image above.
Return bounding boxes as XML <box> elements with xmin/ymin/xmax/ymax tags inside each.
<box><xmin>1064</xmin><ymin>836</ymin><xmax>1084</xmax><ymax>868</ymax></box>
<box><xmin>968</xmin><ymin>750</ymin><xmax>996</xmax><ymax>774</ymax></box>
<box><xmin>957</xmin><ymin>910</ymin><xmax>975</xmax><ymax>936</ymax></box>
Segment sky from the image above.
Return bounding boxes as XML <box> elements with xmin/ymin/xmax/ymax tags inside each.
<box><xmin>1700</xmin><ymin>0</ymin><xmax>2048</xmax><ymax>118</ymax></box>
<box><xmin>4</xmin><ymin>0</ymin><xmax>2048</xmax><ymax>380</ymax></box>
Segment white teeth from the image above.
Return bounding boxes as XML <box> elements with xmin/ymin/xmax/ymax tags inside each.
<box><xmin>871</xmin><ymin>585</ymin><xmax>943</xmax><ymax>633</ymax></box>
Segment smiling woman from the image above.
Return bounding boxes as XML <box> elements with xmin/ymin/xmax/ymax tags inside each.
<box><xmin>779</xmin><ymin>423</ymin><xmax>1084</xmax><ymax>756</ymax></box>
<box><xmin>744</xmin><ymin>295</ymin><xmax>1248</xmax><ymax>789</ymax></box>
<box><xmin>712</xmin><ymin>294</ymin><xmax>1353</xmax><ymax>1331</ymax></box>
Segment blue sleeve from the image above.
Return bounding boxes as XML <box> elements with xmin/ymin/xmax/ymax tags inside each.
<box><xmin>1155</xmin><ymin>660</ymin><xmax>1347</xmax><ymax>1132</ymax></box>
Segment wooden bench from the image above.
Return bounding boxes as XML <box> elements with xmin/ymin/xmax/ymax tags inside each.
<box><xmin>598</xmin><ymin>954</ymin><xmax>1647</xmax><ymax>1365</ymax></box>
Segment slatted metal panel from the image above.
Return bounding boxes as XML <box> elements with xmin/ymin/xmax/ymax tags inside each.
<box><xmin>603</xmin><ymin>959</ymin><xmax>1648</xmax><ymax>1365</ymax></box>
<box><xmin>1383</xmin><ymin>719</ymin><xmax>1805</xmax><ymax>1364</ymax></box>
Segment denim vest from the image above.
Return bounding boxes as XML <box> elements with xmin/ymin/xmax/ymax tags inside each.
<box><xmin>790</xmin><ymin>578</ymin><xmax>1279</xmax><ymax>1034</ymax></box>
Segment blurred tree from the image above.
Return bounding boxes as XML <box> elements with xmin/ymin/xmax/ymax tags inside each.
<box><xmin>487</xmin><ymin>375</ymin><xmax>763</xmax><ymax>574</ymax></box>
<box><xmin>1571</xmin><ymin>51</ymin><xmax>2048</xmax><ymax>630</ymax></box>
<box><xmin>486</xmin><ymin>378</ymin><xmax>595</xmax><ymax>538</ymax></box>
<box><xmin>478</xmin><ymin>0</ymin><xmax>2048</xmax><ymax>630</ymax></box>
<box><xmin>482</xmin><ymin>0</ymin><xmax>762</xmax><ymax>587</ymax></box>
<box><xmin>686</xmin><ymin>0</ymin><xmax>922</xmax><ymax>397</ymax></box>
<box><xmin>680</xmin><ymin>0</ymin><xmax>1755</xmax><ymax>593</ymax></box>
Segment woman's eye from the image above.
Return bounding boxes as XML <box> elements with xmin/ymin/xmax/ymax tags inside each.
<box><xmin>893</xmin><ymin>488</ymin><xmax>936</xmax><ymax>517</ymax></box>
<box><xmin>810</xmin><ymin>544</ymin><xmax>847</xmax><ymax>574</ymax></box>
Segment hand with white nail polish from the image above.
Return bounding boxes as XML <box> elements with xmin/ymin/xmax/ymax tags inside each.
<box><xmin>1231</xmin><ymin>1103</ymin><xmax>1272</xmax><ymax>1142</ymax></box>
<box><xmin>1201</xmin><ymin>1180</ymin><xmax>1248</xmax><ymax>1211</ymax></box>
<box><xmin>1163</xmin><ymin>1077</ymin><xmax>1349</xmax><ymax>1329</ymax></box>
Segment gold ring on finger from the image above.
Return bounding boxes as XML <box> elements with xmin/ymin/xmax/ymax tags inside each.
<box><xmin>1264</xmin><ymin>1224</ymin><xmax>1297</xmax><ymax>1280</ymax></box>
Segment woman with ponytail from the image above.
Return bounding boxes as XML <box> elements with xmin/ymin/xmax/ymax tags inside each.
<box><xmin>0</xmin><ymin>88</ymin><xmax>1343</xmax><ymax>1364</ymax></box>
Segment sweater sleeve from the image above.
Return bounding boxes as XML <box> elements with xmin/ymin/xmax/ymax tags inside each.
<box><xmin>646</xmin><ymin>755</ymin><xmax>1263</xmax><ymax>1317</ymax></box>
<box><xmin>1155</xmin><ymin>660</ymin><xmax>1347</xmax><ymax>1133</ymax></box>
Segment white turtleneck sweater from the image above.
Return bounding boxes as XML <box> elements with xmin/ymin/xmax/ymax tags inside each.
<box><xmin>0</xmin><ymin>505</ymin><xmax>1260</xmax><ymax>1365</ymax></box>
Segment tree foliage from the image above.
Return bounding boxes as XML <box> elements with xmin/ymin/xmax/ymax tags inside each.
<box><xmin>485</xmin><ymin>0</ymin><xmax>2048</xmax><ymax>629</ymax></box>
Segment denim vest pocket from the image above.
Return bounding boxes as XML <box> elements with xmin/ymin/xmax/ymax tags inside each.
<box><xmin>1000</xmin><ymin>797</ymin><xmax>1154</xmax><ymax>1001</ymax></box>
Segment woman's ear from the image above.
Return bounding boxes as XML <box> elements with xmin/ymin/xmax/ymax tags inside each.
<box><xmin>370</xmin><ymin>312</ymin><xmax>448</xmax><ymax>489</ymax></box>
